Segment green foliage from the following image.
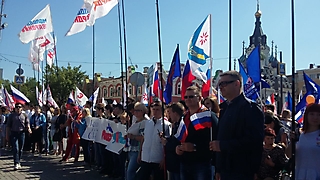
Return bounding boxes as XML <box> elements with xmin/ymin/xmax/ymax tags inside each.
<box><xmin>0</xmin><ymin>79</ymin><xmax>11</xmax><ymax>90</ymax></box>
<box><xmin>44</xmin><ymin>64</ymin><xmax>86</xmax><ymax>105</ymax></box>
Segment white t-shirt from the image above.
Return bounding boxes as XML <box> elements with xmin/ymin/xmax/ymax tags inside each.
<box><xmin>296</xmin><ymin>130</ymin><xmax>320</xmax><ymax>180</ymax></box>
<box><xmin>131</xmin><ymin>114</ymin><xmax>150</xmax><ymax>125</ymax></box>
<box><xmin>141</xmin><ymin>118</ymin><xmax>171</xmax><ymax>163</ymax></box>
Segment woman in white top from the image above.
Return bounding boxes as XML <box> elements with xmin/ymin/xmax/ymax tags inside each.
<box><xmin>126</xmin><ymin>102</ymin><xmax>148</xmax><ymax>180</ymax></box>
<box><xmin>286</xmin><ymin>103</ymin><xmax>320</xmax><ymax>180</ymax></box>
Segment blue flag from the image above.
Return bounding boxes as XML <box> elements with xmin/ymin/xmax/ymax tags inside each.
<box><xmin>164</xmin><ymin>45</ymin><xmax>181</xmax><ymax>104</ymax></box>
<box><xmin>261</xmin><ymin>79</ymin><xmax>270</xmax><ymax>89</ymax></box>
<box><xmin>303</xmin><ymin>72</ymin><xmax>320</xmax><ymax>102</ymax></box>
<box><xmin>246</xmin><ymin>45</ymin><xmax>261</xmax><ymax>83</ymax></box>
<box><xmin>239</xmin><ymin>60</ymin><xmax>258</xmax><ymax>101</ymax></box>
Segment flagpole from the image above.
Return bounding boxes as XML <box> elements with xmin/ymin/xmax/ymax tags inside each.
<box><xmin>121</xmin><ymin>0</ymin><xmax>128</xmax><ymax>103</ymax></box>
<box><xmin>37</xmin><ymin>48</ymin><xmax>40</xmax><ymax>90</ymax></box>
<box><xmin>228</xmin><ymin>0</ymin><xmax>232</xmax><ymax>70</ymax></box>
<box><xmin>280</xmin><ymin>51</ymin><xmax>283</xmax><ymax>113</ymax></box>
<box><xmin>52</xmin><ymin>32</ymin><xmax>59</xmax><ymax>77</ymax></box>
<box><xmin>117</xmin><ymin>3</ymin><xmax>124</xmax><ymax>105</ymax></box>
<box><xmin>92</xmin><ymin>25</ymin><xmax>95</xmax><ymax>96</ymax></box>
<box><xmin>290</xmin><ymin>0</ymin><xmax>296</xmax><ymax>179</ymax></box>
<box><xmin>45</xmin><ymin>46</ymin><xmax>48</xmax><ymax>106</ymax></box>
<box><xmin>41</xmin><ymin>58</ymin><xmax>44</xmax><ymax>105</ymax></box>
<box><xmin>209</xmin><ymin>14</ymin><xmax>213</xmax><ymax>96</ymax></box>
<box><xmin>33</xmin><ymin>68</ymin><xmax>36</xmax><ymax>80</ymax></box>
<box><xmin>155</xmin><ymin>0</ymin><xmax>165</xmax><ymax>132</ymax></box>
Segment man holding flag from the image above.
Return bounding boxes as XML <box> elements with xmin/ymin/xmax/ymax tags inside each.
<box><xmin>175</xmin><ymin>86</ymin><xmax>218</xmax><ymax>180</ymax></box>
<box><xmin>210</xmin><ymin>71</ymin><xmax>264</xmax><ymax>180</ymax></box>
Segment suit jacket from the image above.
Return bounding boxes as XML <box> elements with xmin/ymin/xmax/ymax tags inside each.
<box><xmin>216</xmin><ymin>93</ymin><xmax>264</xmax><ymax>175</ymax></box>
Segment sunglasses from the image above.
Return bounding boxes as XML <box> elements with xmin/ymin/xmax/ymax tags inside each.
<box><xmin>134</xmin><ymin>109</ymin><xmax>142</xmax><ymax>112</ymax></box>
<box><xmin>218</xmin><ymin>80</ymin><xmax>236</xmax><ymax>87</ymax></box>
<box><xmin>184</xmin><ymin>95</ymin><xmax>199</xmax><ymax>99</ymax></box>
<box><xmin>15</xmin><ymin>106</ymin><xmax>22</xmax><ymax>108</ymax></box>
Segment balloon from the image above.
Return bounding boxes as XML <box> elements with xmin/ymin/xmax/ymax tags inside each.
<box><xmin>306</xmin><ymin>95</ymin><xmax>315</xmax><ymax>105</ymax></box>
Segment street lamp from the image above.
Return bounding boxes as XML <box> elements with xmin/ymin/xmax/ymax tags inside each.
<box><xmin>0</xmin><ymin>22</ymin><xmax>8</xmax><ymax>30</ymax></box>
<box><xmin>0</xmin><ymin>13</ymin><xmax>7</xmax><ymax>30</ymax></box>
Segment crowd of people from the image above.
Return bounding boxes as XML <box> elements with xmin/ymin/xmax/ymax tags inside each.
<box><xmin>0</xmin><ymin>70</ymin><xmax>319</xmax><ymax>180</ymax></box>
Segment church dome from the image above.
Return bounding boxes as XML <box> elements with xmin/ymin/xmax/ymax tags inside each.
<box><xmin>255</xmin><ymin>10</ymin><xmax>262</xmax><ymax>18</ymax></box>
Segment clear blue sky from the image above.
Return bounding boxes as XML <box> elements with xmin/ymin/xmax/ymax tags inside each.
<box><xmin>0</xmin><ymin>0</ymin><xmax>318</xmax><ymax>81</ymax></box>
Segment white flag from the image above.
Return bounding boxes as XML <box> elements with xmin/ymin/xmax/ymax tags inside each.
<box><xmin>46</xmin><ymin>48</ymin><xmax>55</xmax><ymax>67</ymax></box>
<box><xmin>43</xmin><ymin>33</ymin><xmax>56</xmax><ymax>67</ymax></box>
<box><xmin>141</xmin><ymin>83</ymin><xmax>148</xmax><ymax>105</ymax></box>
<box><xmin>66</xmin><ymin>4</ymin><xmax>91</xmax><ymax>36</ymax></box>
<box><xmin>32</xmin><ymin>62</ymin><xmax>42</xmax><ymax>72</ymax></box>
<box><xmin>0</xmin><ymin>84</ymin><xmax>6</xmax><ymax>106</ymax></box>
<box><xmin>42</xmin><ymin>87</ymin><xmax>47</xmax><ymax>105</ymax></box>
<box><xmin>123</xmin><ymin>81</ymin><xmax>128</xmax><ymax>106</ymax></box>
<box><xmin>84</xmin><ymin>0</ymin><xmax>118</xmax><ymax>26</ymax></box>
<box><xmin>112</xmin><ymin>99</ymin><xmax>117</xmax><ymax>105</ymax></box>
<box><xmin>28</xmin><ymin>40</ymin><xmax>45</xmax><ymax>63</ymax></box>
<box><xmin>18</xmin><ymin>4</ymin><xmax>53</xmax><ymax>44</ymax></box>
<box><xmin>36</xmin><ymin>86</ymin><xmax>43</xmax><ymax>107</ymax></box>
<box><xmin>89</xmin><ymin>87</ymin><xmax>99</xmax><ymax>108</ymax></box>
<box><xmin>75</xmin><ymin>87</ymin><xmax>88</xmax><ymax>106</ymax></box>
<box><xmin>47</xmin><ymin>85</ymin><xmax>58</xmax><ymax>108</ymax></box>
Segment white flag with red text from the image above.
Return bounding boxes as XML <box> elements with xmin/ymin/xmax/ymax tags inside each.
<box><xmin>46</xmin><ymin>85</ymin><xmax>58</xmax><ymax>108</ymax></box>
<box><xmin>18</xmin><ymin>4</ymin><xmax>53</xmax><ymax>44</ymax></box>
<box><xmin>28</xmin><ymin>33</ymin><xmax>55</xmax><ymax>66</ymax></box>
<box><xmin>66</xmin><ymin>4</ymin><xmax>91</xmax><ymax>36</ymax></box>
<box><xmin>75</xmin><ymin>87</ymin><xmax>88</xmax><ymax>107</ymax></box>
<box><xmin>84</xmin><ymin>0</ymin><xmax>118</xmax><ymax>26</ymax></box>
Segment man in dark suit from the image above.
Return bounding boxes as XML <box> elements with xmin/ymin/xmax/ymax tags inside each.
<box><xmin>210</xmin><ymin>71</ymin><xmax>264</xmax><ymax>180</ymax></box>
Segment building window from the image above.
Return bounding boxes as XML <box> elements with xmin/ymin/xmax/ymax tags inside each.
<box><xmin>117</xmin><ymin>86</ymin><xmax>121</xmax><ymax>97</ymax></box>
<box><xmin>110</xmin><ymin>87</ymin><xmax>114</xmax><ymax>97</ymax></box>
<box><xmin>177</xmin><ymin>83</ymin><xmax>181</xmax><ymax>95</ymax></box>
<box><xmin>317</xmin><ymin>74</ymin><xmax>320</xmax><ymax>79</ymax></box>
<box><xmin>129</xmin><ymin>84</ymin><xmax>132</xmax><ymax>95</ymax></box>
<box><xmin>104</xmin><ymin>88</ymin><xmax>107</xmax><ymax>97</ymax></box>
<box><xmin>138</xmin><ymin>87</ymin><xmax>142</xmax><ymax>95</ymax></box>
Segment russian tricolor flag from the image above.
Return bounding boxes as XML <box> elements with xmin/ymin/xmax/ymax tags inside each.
<box><xmin>152</xmin><ymin>69</ymin><xmax>163</xmax><ymax>101</ymax></box>
<box><xmin>217</xmin><ymin>88</ymin><xmax>225</xmax><ymax>104</ymax></box>
<box><xmin>67</xmin><ymin>91</ymin><xmax>75</xmax><ymax>104</ymax></box>
<box><xmin>190</xmin><ymin>111</ymin><xmax>212</xmax><ymax>130</ymax></box>
<box><xmin>174</xmin><ymin>119</ymin><xmax>188</xmax><ymax>142</ymax></box>
<box><xmin>181</xmin><ymin>60</ymin><xmax>196</xmax><ymax>100</ymax></box>
<box><xmin>295</xmin><ymin>108</ymin><xmax>305</xmax><ymax>124</ymax></box>
<box><xmin>266</xmin><ymin>93</ymin><xmax>277</xmax><ymax>114</ymax></box>
<box><xmin>10</xmin><ymin>85</ymin><xmax>30</xmax><ymax>104</ymax></box>
<box><xmin>3</xmin><ymin>87</ymin><xmax>15</xmax><ymax>110</ymax></box>
<box><xmin>201</xmin><ymin>68</ymin><xmax>211</xmax><ymax>99</ymax></box>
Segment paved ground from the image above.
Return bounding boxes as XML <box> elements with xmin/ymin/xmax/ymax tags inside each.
<box><xmin>0</xmin><ymin>149</ymin><xmax>112</xmax><ymax>180</ymax></box>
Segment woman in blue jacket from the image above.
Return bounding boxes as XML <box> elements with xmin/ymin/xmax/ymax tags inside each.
<box><xmin>29</xmin><ymin>106</ymin><xmax>46</xmax><ymax>156</ymax></box>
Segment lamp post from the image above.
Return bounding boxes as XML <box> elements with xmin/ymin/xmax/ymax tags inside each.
<box><xmin>0</xmin><ymin>0</ymin><xmax>7</xmax><ymax>33</ymax></box>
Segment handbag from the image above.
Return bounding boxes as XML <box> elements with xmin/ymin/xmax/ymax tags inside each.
<box><xmin>53</xmin><ymin>130</ymin><xmax>62</xmax><ymax>141</ymax></box>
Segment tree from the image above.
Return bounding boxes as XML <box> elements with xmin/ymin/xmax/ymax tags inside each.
<box><xmin>44</xmin><ymin>64</ymin><xmax>86</xmax><ymax>105</ymax></box>
<box><xmin>0</xmin><ymin>79</ymin><xmax>11</xmax><ymax>90</ymax></box>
